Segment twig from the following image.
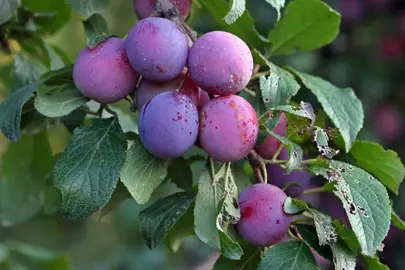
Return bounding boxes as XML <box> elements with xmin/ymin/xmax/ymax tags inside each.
<box><xmin>103</xmin><ymin>105</ymin><xmax>118</xmax><ymax>117</ymax></box>
<box><xmin>79</xmin><ymin>107</ymin><xmax>100</xmax><ymax>116</ymax></box>
<box><xmin>302</xmin><ymin>186</ymin><xmax>326</xmax><ymax>195</ymax></box>
<box><xmin>250</xmin><ymin>71</ymin><xmax>271</xmax><ymax>80</ymax></box>
<box><xmin>243</xmin><ymin>87</ymin><xmax>256</xmax><ymax>97</ymax></box>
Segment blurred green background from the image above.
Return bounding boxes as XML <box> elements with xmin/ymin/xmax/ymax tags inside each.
<box><xmin>0</xmin><ymin>0</ymin><xmax>404</xmax><ymax>269</ymax></box>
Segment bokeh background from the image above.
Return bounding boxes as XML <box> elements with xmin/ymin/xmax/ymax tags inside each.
<box><xmin>0</xmin><ymin>0</ymin><xmax>404</xmax><ymax>269</ymax></box>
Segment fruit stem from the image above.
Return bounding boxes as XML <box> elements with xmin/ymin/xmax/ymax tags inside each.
<box><xmin>79</xmin><ymin>107</ymin><xmax>100</xmax><ymax>117</ymax></box>
<box><xmin>243</xmin><ymin>87</ymin><xmax>256</xmax><ymax>97</ymax></box>
<box><xmin>103</xmin><ymin>105</ymin><xmax>118</xmax><ymax>117</ymax></box>
<box><xmin>302</xmin><ymin>186</ymin><xmax>325</xmax><ymax>195</ymax></box>
<box><xmin>250</xmin><ymin>70</ymin><xmax>271</xmax><ymax>81</ymax></box>
<box><xmin>272</xmin><ymin>143</ymin><xmax>284</xmax><ymax>161</ymax></box>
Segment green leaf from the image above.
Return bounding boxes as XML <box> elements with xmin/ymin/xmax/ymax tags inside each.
<box><xmin>283</xmin><ymin>197</ymin><xmax>307</xmax><ymax>214</ymax></box>
<box><xmin>332</xmin><ymin>219</ymin><xmax>360</xmax><ymax>255</ymax></box>
<box><xmin>54</xmin><ymin>118</ymin><xmax>127</xmax><ymax>220</ymax></box>
<box><xmin>0</xmin><ymin>82</ymin><xmax>42</xmax><ymax>141</ymax></box>
<box><xmin>194</xmin><ymin>164</ymin><xmax>243</xmax><ymax>260</ymax></box>
<box><xmin>0</xmin><ymin>131</ymin><xmax>53</xmax><ymax>227</ymax></box>
<box><xmin>139</xmin><ymin>192</ymin><xmax>196</xmax><ymax>249</ymax></box>
<box><xmin>166</xmin><ymin>203</ymin><xmax>195</xmax><ymax>252</ymax></box>
<box><xmin>167</xmin><ymin>157</ymin><xmax>193</xmax><ymax>190</ymax></box>
<box><xmin>13</xmin><ymin>55</ymin><xmax>47</xmax><ymax>89</ymax></box>
<box><xmin>271</xmin><ymin>103</ymin><xmax>315</xmax><ymax>124</ymax></box>
<box><xmin>314</xmin><ymin>127</ymin><xmax>339</xmax><ymax>159</ymax></box>
<box><xmin>224</xmin><ymin>0</ymin><xmax>245</xmax><ymax>25</ymax></box>
<box><xmin>363</xmin><ymin>256</ymin><xmax>389</xmax><ymax>270</ymax></box>
<box><xmin>265</xmin><ymin>0</ymin><xmax>285</xmax><ymax>20</ymax></box>
<box><xmin>263</xmin><ymin>126</ymin><xmax>303</xmax><ymax>173</ymax></box>
<box><xmin>321</xmin><ymin>161</ymin><xmax>391</xmax><ymax>256</ymax></box>
<box><xmin>214</xmin><ymin>245</ymin><xmax>260</xmax><ymax>270</ymax></box>
<box><xmin>120</xmin><ymin>135</ymin><xmax>169</xmax><ymax>204</ymax></box>
<box><xmin>290</xmin><ymin>69</ymin><xmax>364</xmax><ymax>152</ymax></box>
<box><xmin>21</xmin><ymin>0</ymin><xmax>71</xmax><ymax>35</ymax></box>
<box><xmin>349</xmin><ymin>140</ymin><xmax>405</xmax><ymax>194</ymax></box>
<box><xmin>296</xmin><ymin>224</ymin><xmax>333</xmax><ymax>261</ymax></box>
<box><xmin>311</xmin><ymin>210</ymin><xmax>356</xmax><ymax>270</ymax></box>
<box><xmin>199</xmin><ymin>0</ymin><xmax>267</xmax><ymax>48</ymax></box>
<box><xmin>82</xmin><ymin>13</ymin><xmax>110</xmax><ymax>49</ymax></box>
<box><xmin>252</xmin><ymin>50</ymin><xmax>300</xmax><ymax>107</ymax></box>
<box><xmin>0</xmin><ymin>0</ymin><xmax>19</xmax><ymax>24</ymax></box>
<box><xmin>34</xmin><ymin>66</ymin><xmax>88</xmax><ymax>118</ymax></box>
<box><xmin>43</xmin><ymin>42</ymin><xmax>65</xmax><ymax>70</ymax></box>
<box><xmin>391</xmin><ymin>211</ymin><xmax>405</xmax><ymax>230</ymax></box>
<box><xmin>258</xmin><ymin>241</ymin><xmax>317</xmax><ymax>270</ymax></box>
<box><xmin>268</xmin><ymin>0</ymin><xmax>341</xmax><ymax>55</ymax></box>
<box><xmin>66</xmin><ymin>0</ymin><xmax>109</xmax><ymax>16</ymax></box>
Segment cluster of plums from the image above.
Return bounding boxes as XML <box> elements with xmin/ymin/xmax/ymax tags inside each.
<box><xmin>72</xmin><ymin>0</ymin><xmax>309</xmax><ymax>248</ymax></box>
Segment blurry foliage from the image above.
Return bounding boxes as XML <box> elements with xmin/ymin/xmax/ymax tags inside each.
<box><xmin>0</xmin><ymin>0</ymin><xmax>405</xmax><ymax>269</ymax></box>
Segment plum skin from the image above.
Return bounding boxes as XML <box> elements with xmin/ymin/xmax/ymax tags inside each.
<box><xmin>188</xmin><ymin>31</ymin><xmax>253</xmax><ymax>96</ymax></box>
<box><xmin>237</xmin><ymin>184</ymin><xmax>292</xmax><ymax>247</ymax></box>
<box><xmin>138</xmin><ymin>91</ymin><xmax>199</xmax><ymax>158</ymax></box>
<box><xmin>125</xmin><ymin>17</ymin><xmax>188</xmax><ymax>82</ymax></box>
<box><xmin>136</xmin><ymin>74</ymin><xmax>200</xmax><ymax>109</ymax></box>
<box><xmin>266</xmin><ymin>149</ymin><xmax>311</xmax><ymax>197</ymax></box>
<box><xmin>73</xmin><ymin>37</ymin><xmax>138</xmax><ymax>104</ymax></box>
<box><xmin>255</xmin><ymin>112</ymin><xmax>288</xmax><ymax>159</ymax></box>
<box><xmin>199</xmin><ymin>95</ymin><xmax>258</xmax><ymax>162</ymax></box>
<box><xmin>133</xmin><ymin>0</ymin><xmax>191</xmax><ymax>19</ymax></box>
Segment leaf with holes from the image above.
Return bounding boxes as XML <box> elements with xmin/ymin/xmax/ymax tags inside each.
<box><xmin>35</xmin><ymin>66</ymin><xmax>88</xmax><ymax>118</ymax></box>
<box><xmin>349</xmin><ymin>141</ymin><xmax>405</xmax><ymax>194</ymax></box>
<box><xmin>120</xmin><ymin>135</ymin><xmax>169</xmax><ymax>204</ymax></box>
<box><xmin>290</xmin><ymin>69</ymin><xmax>364</xmax><ymax>153</ymax></box>
<box><xmin>314</xmin><ymin>127</ymin><xmax>339</xmax><ymax>159</ymax></box>
<box><xmin>258</xmin><ymin>241</ymin><xmax>317</xmax><ymax>270</ymax></box>
<box><xmin>268</xmin><ymin>0</ymin><xmax>340</xmax><ymax>55</ymax></box>
<box><xmin>319</xmin><ymin>161</ymin><xmax>391</xmax><ymax>256</ymax></box>
<box><xmin>54</xmin><ymin>118</ymin><xmax>127</xmax><ymax>220</ymax></box>
<box><xmin>83</xmin><ymin>13</ymin><xmax>110</xmax><ymax>49</ymax></box>
<box><xmin>194</xmin><ymin>165</ymin><xmax>243</xmax><ymax>260</ymax></box>
<box><xmin>139</xmin><ymin>192</ymin><xmax>196</xmax><ymax>249</ymax></box>
<box><xmin>271</xmin><ymin>102</ymin><xmax>315</xmax><ymax>125</ymax></box>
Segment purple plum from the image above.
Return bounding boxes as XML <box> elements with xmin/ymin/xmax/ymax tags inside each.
<box><xmin>125</xmin><ymin>17</ymin><xmax>188</xmax><ymax>82</ymax></box>
<box><xmin>188</xmin><ymin>31</ymin><xmax>253</xmax><ymax>96</ymax></box>
<box><xmin>255</xmin><ymin>112</ymin><xmax>288</xmax><ymax>159</ymax></box>
<box><xmin>138</xmin><ymin>91</ymin><xmax>199</xmax><ymax>158</ymax></box>
<box><xmin>133</xmin><ymin>0</ymin><xmax>191</xmax><ymax>19</ymax></box>
<box><xmin>237</xmin><ymin>184</ymin><xmax>292</xmax><ymax>247</ymax></box>
<box><xmin>73</xmin><ymin>37</ymin><xmax>138</xmax><ymax>104</ymax></box>
<box><xmin>136</xmin><ymin>73</ymin><xmax>201</xmax><ymax>109</ymax></box>
<box><xmin>199</xmin><ymin>95</ymin><xmax>258</xmax><ymax>162</ymax></box>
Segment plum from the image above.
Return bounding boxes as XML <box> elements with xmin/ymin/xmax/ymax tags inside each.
<box><xmin>374</xmin><ymin>104</ymin><xmax>403</xmax><ymax>141</ymax></box>
<box><xmin>133</xmin><ymin>0</ymin><xmax>191</xmax><ymax>19</ymax></box>
<box><xmin>266</xmin><ymin>148</ymin><xmax>311</xmax><ymax>197</ymax></box>
<box><xmin>136</xmin><ymin>74</ymin><xmax>200</xmax><ymax>108</ymax></box>
<box><xmin>199</xmin><ymin>95</ymin><xmax>258</xmax><ymax>162</ymax></box>
<box><xmin>188</xmin><ymin>31</ymin><xmax>253</xmax><ymax>96</ymax></box>
<box><xmin>73</xmin><ymin>37</ymin><xmax>138</xmax><ymax>104</ymax></box>
<box><xmin>138</xmin><ymin>91</ymin><xmax>199</xmax><ymax>158</ymax></box>
<box><xmin>255</xmin><ymin>112</ymin><xmax>288</xmax><ymax>159</ymax></box>
<box><xmin>125</xmin><ymin>17</ymin><xmax>188</xmax><ymax>82</ymax></box>
<box><xmin>237</xmin><ymin>184</ymin><xmax>292</xmax><ymax>247</ymax></box>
